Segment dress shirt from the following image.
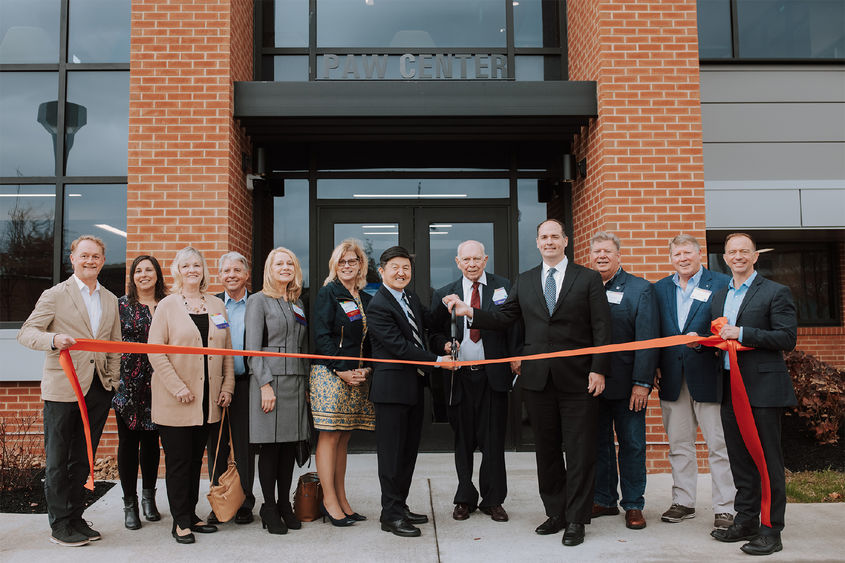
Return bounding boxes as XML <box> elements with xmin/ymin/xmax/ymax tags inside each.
<box><xmin>722</xmin><ymin>270</ymin><xmax>757</xmax><ymax>369</ymax></box>
<box><xmin>541</xmin><ymin>257</ymin><xmax>568</xmax><ymax>302</ymax></box>
<box><xmin>384</xmin><ymin>284</ymin><xmax>407</xmax><ymax>313</ymax></box>
<box><xmin>459</xmin><ymin>273</ymin><xmax>487</xmax><ymax>363</ymax></box>
<box><xmin>672</xmin><ymin>267</ymin><xmax>704</xmax><ymax>332</ymax></box>
<box><xmin>224</xmin><ymin>290</ymin><xmax>247</xmax><ymax>375</ymax></box>
<box><xmin>72</xmin><ymin>274</ymin><xmax>101</xmax><ymax>334</ymax></box>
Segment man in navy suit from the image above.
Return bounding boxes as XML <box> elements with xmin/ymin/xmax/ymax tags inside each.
<box><xmin>430</xmin><ymin>240</ymin><xmax>521</xmax><ymax>523</ymax></box>
<box><xmin>707</xmin><ymin>233</ymin><xmax>797</xmax><ymax>556</ymax></box>
<box><xmin>588</xmin><ymin>232</ymin><xmax>658</xmax><ymax>530</ymax></box>
<box><xmin>654</xmin><ymin>234</ymin><xmax>735</xmax><ymax>530</ymax></box>
<box><xmin>367</xmin><ymin>246</ymin><xmax>451</xmax><ymax>538</ymax></box>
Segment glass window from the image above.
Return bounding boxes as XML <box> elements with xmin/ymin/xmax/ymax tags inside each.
<box><xmin>697</xmin><ymin>0</ymin><xmax>733</xmax><ymax>58</ymax></box>
<box><xmin>263</xmin><ymin>0</ymin><xmax>308</xmax><ymax>47</ymax></box>
<box><xmin>273</xmin><ymin>179</ymin><xmax>310</xmax><ymax>287</ymax></box>
<box><xmin>517</xmin><ymin>179</ymin><xmax>547</xmax><ymax>272</ymax></box>
<box><xmin>333</xmin><ymin>223</ymin><xmax>398</xmax><ymax>294</ymax></box>
<box><xmin>65</xmin><ymin>71</ymin><xmax>129</xmax><ymax>176</ymax></box>
<box><xmin>0</xmin><ymin>72</ymin><xmax>58</xmax><ymax>177</ymax></box>
<box><xmin>514</xmin><ymin>0</ymin><xmax>560</xmax><ymax>48</ymax></box>
<box><xmin>67</xmin><ymin>0</ymin><xmax>130</xmax><ymax>63</ymax></box>
<box><xmin>0</xmin><ymin>184</ymin><xmax>55</xmax><ymax>321</ymax></box>
<box><xmin>61</xmin><ymin>184</ymin><xmax>126</xmax><ymax>298</ymax></box>
<box><xmin>428</xmin><ymin>222</ymin><xmax>494</xmax><ymax>289</ymax></box>
<box><xmin>737</xmin><ymin>0</ymin><xmax>845</xmax><ymax>59</ymax></box>
<box><xmin>317</xmin><ymin>178</ymin><xmax>509</xmax><ymax>199</ymax></box>
<box><xmin>264</xmin><ymin>56</ymin><xmax>309</xmax><ymax>81</ymax></box>
<box><xmin>0</xmin><ymin>0</ymin><xmax>60</xmax><ymax>63</ymax></box>
<box><xmin>515</xmin><ymin>55</ymin><xmax>561</xmax><ymax>80</ymax></box>
<box><xmin>317</xmin><ymin>0</ymin><xmax>506</xmax><ymax>48</ymax></box>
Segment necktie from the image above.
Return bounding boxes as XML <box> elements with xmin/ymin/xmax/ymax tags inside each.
<box><xmin>544</xmin><ymin>267</ymin><xmax>557</xmax><ymax>315</ymax></box>
<box><xmin>401</xmin><ymin>292</ymin><xmax>426</xmax><ymax>376</ymax></box>
<box><xmin>469</xmin><ymin>281</ymin><xmax>481</xmax><ymax>343</ymax></box>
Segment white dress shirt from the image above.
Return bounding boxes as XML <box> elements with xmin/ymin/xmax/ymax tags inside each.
<box><xmin>541</xmin><ymin>256</ymin><xmax>568</xmax><ymax>302</ymax></box>
<box><xmin>72</xmin><ymin>273</ymin><xmax>102</xmax><ymax>334</ymax></box>
<box><xmin>458</xmin><ymin>273</ymin><xmax>487</xmax><ymax>363</ymax></box>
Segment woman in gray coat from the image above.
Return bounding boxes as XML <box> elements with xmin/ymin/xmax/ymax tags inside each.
<box><xmin>245</xmin><ymin>246</ymin><xmax>309</xmax><ymax>535</ymax></box>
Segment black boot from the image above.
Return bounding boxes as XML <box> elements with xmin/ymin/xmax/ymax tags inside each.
<box><xmin>278</xmin><ymin>499</ymin><xmax>301</xmax><ymax>530</ymax></box>
<box><xmin>259</xmin><ymin>503</ymin><xmax>287</xmax><ymax>535</ymax></box>
<box><xmin>124</xmin><ymin>496</ymin><xmax>142</xmax><ymax>530</ymax></box>
<box><xmin>141</xmin><ymin>488</ymin><xmax>161</xmax><ymax>521</ymax></box>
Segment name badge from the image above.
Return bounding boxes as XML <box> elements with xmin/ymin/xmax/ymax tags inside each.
<box><xmin>340</xmin><ymin>300</ymin><xmax>362</xmax><ymax>321</ymax></box>
<box><xmin>606</xmin><ymin>291</ymin><xmax>624</xmax><ymax>305</ymax></box>
<box><xmin>492</xmin><ymin>287</ymin><xmax>508</xmax><ymax>305</ymax></box>
<box><xmin>691</xmin><ymin>287</ymin><xmax>712</xmax><ymax>302</ymax></box>
<box><xmin>292</xmin><ymin>304</ymin><xmax>307</xmax><ymax>326</ymax></box>
<box><xmin>210</xmin><ymin>313</ymin><xmax>229</xmax><ymax>329</ymax></box>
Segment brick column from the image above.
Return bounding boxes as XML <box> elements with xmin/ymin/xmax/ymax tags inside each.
<box><xmin>127</xmin><ymin>0</ymin><xmax>253</xmax><ymax>290</ymax></box>
<box><xmin>567</xmin><ymin>1</ymin><xmax>708</xmax><ymax>473</ymax></box>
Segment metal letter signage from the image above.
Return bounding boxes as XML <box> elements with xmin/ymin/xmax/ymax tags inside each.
<box><xmin>319</xmin><ymin>53</ymin><xmax>508</xmax><ymax>80</ymax></box>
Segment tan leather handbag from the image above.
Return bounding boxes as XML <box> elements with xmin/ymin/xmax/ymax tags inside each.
<box><xmin>293</xmin><ymin>472</ymin><xmax>323</xmax><ymax>522</ymax></box>
<box><xmin>206</xmin><ymin>407</ymin><xmax>245</xmax><ymax>522</ymax></box>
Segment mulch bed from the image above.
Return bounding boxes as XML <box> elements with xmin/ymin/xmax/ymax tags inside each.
<box><xmin>0</xmin><ymin>468</ymin><xmax>115</xmax><ymax>514</ymax></box>
<box><xmin>782</xmin><ymin>412</ymin><xmax>844</xmax><ymax>472</ymax></box>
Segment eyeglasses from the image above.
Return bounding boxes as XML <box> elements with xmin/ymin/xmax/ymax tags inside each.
<box><xmin>338</xmin><ymin>258</ymin><xmax>359</xmax><ymax>266</ymax></box>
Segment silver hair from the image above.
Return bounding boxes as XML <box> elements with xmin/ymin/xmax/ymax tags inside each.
<box><xmin>456</xmin><ymin>240</ymin><xmax>486</xmax><ymax>256</ymax></box>
<box><xmin>218</xmin><ymin>251</ymin><xmax>249</xmax><ymax>273</ymax></box>
<box><xmin>668</xmin><ymin>234</ymin><xmax>701</xmax><ymax>252</ymax></box>
<box><xmin>589</xmin><ymin>231</ymin><xmax>621</xmax><ymax>251</ymax></box>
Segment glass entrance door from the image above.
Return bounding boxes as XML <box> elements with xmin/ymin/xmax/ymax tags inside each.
<box><xmin>317</xmin><ymin>204</ymin><xmax>511</xmax><ymax>451</ymax></box>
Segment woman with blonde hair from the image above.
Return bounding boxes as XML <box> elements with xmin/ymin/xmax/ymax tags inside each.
<box><xmin>311</xmin><ymin>239</ymin><xmax>374</xmax><ymax>526</ymax></box>
<box><xmin>148</xmin><ymin>246</ymin><xmax>234</xmax><ymax>544</ymax></box>
<box><xmin>245</xmin><ymin>247</ymin><xmax>309</xmax><ymax>534</ymax></box>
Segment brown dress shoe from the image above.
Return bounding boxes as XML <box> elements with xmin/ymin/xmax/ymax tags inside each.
<box><xmin>479</xmin><ymin>505</ymin><xmax>509</xmax><ymax>522</ymax></box>
<box><xmin>591</xmin><ymin>503</ymin><xmax>620</xmax><ymax>517</ymax></box>
<box><xmin>625</xmin><ymin>509</ymin><xmax>646</xmax><ymax>529</ymax></box>
<box><xmin>452</xmin><ymin>503</ymin><xmax>471</xmax><ymax>521</ymax></box>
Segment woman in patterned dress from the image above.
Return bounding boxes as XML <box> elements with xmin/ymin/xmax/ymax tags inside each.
<box><xmin>311</xmin><ymin>239</ymin><xmax>374</xmax><ymax>524</ymax></box>
<box><xmin>113</xmin><ymin>255</ymin><xmax>167</xmax><ymax>529</ymax></box>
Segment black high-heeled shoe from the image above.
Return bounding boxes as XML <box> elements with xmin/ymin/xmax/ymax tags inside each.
<box><xmin>320</xmin><ymin>502</ymin><xmax>355</xmax><ymax>527</ymax></box>
<box><xmin>344</xmin><ymin>511</ymin><xmax>367</xmax><ymax>522</ymax></box>
<box><xmin>277</xmin><ymin>500</ymin><xmax>302</xmax><ymax>530</ymax></box>
<box><xmin>259</xmin><ymin>503</ymin><xmax>287</xmax><ymax>535</ymax></box>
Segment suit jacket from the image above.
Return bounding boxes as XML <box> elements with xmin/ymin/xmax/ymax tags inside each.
<box><xmin>216</xmin><ymin>290</ymin><xmax>250</xmax><ymax>379</ymax></box>
<box><xmin>17</xmin><ymin>276</ymin><xmax>121</xmax><ymax>402</ymax></box>
<box><xmin>472</xmin><ymin>262</ymin><xmax>612</xmax><ymax>393</ymax></box>
<box><xmin>429</xmin><ymin>272</ymin><xmax>522</xmax><ymax>404</ymax></box>
<box><xmin>710</xmin><ymin>273</ymin><xmax>798</xmax><ymax>408</ymax></box>
<box><xmin>312</xmin><ymin>280</ymin><xmax>373</xmax><ymax>372</ymax></box>
<box><xmin>655</xmin><ymin>267</ymin><xmax>729</xmax><ymax>403</ymax></box>
<box><xmin>148</xmin><ymin>293</ymin><xmax>235</xmax><ymax>426</ymax></box>
<box><xmin>602</xmin><ymin>269</ymin><xmax>659</xmax><ymax>401</ymax></box>
<box><xmin>367</xmin><ymin>284</ymin><xmax>446</xmax><ymax>405</ymax></box>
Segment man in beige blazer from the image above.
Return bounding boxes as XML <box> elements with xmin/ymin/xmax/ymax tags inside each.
<box><xmin>17</xmin><ymin>235</ymin><xmax>121</xmax><ymax>547</ymax></box>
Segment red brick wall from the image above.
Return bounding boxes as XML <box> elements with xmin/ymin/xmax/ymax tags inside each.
<box><xmin>567</xmin><ymin>0</ymin><xmax>709</xmax><ymax>472</ymax></box>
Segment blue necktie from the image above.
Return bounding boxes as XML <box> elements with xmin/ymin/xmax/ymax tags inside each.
<box><xmin>544</xmin><ymin>267</ymin><xmax>557</xmax><ymax>315</ymax></box>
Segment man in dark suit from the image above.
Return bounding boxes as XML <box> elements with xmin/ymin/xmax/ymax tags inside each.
<box><xmin>448</xmin><ymin>219</ymin><xmax>612</xmax><ymax>547</ymax></box>
<box><xmin>708</xmin><ymin>233</ymin><xmax>797</xmax><ymax>556</ymax></box>
<box><xmin>654</xmin><ymin>234</ymin><xmax>735</xmax><ymax>530</ymax></box>
<box><xmin>367</xmin><ymin>246</ymin><xmax>451</xmax><ymax>538</ymax></box>
<box><xmin>430</xmin><ymin>240</ymin><xmax>521</xmax><ymax>523</ymax></box>
<box><xmin>588</xmin><ymin>232</ymin><xmax>658</xmax><ymax>530</ymax></box>
<box><xmin>206</xmin><ymin>251</ymin><xmax>256</xmax><ymax>525</ymax></box>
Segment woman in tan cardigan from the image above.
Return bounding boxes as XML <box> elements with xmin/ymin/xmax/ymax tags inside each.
<box><xmin>148</xmin><ymin>246</ymin><xmax>234</xmax><ymax>545</ymax></box>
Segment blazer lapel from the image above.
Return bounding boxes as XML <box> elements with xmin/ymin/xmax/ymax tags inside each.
<box><xmin>65</xmin><ymin>278</ymin><xmax>94</xmax><ymax>336</ymax></box>
<box><xmin>736</xmin><ymin>275</ymin><xmax>763</xmax><ymax>321</ymax></box>
<box><xmin>529</xmin><ymin>265</ymin><xmax>550</xmax><ymax>317</ymax></box>
<box><xmin>553</xmin><ymin>264</ymin><xmax>578</xmax><ymax>316</ymax></box>
<box><xmin>682</xmin><ymin>269</ymin><xmax>710</xmax><ymax>333</ymax></box>
<box><xmin>95</xmin><ymin>288</ymin><xmax>111</xmax><ymax>338</ymax></box>
<box><xmin>663</xmin><ymin>280</ymin><xmax>680</xmax><ymax>334</ymax></box>
<box><xmin>380</xmin><ymin>285</ymin><xmax>411</xmax><ymax>333</ymax></box>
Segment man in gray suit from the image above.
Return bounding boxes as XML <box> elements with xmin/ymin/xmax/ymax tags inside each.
<box><xmin>18</xmin><ymin>235</ymin><xmax>121</xmax><ymax>547</ymax></box>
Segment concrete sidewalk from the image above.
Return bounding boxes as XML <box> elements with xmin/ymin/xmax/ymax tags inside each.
<box><xmin>1</xmin><ymin>453</ymin><xmax>842</xmax><ymax>562</ymax></box>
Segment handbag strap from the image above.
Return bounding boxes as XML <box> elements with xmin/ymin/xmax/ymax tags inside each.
<box><xmin>210</xmin><ymin>406</ymin><xmax>230</xmax><ymax>479</ymax></box>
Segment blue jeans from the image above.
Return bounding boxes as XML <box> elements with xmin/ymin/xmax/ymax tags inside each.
<box><xmin>593</xmin><ymin>396</ymin><xmax>647</xmax><ymax>511</ymax></box>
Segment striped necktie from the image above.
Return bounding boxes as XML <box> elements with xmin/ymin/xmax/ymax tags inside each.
<box><xmin>401</xmin><ymin>292</ymin><xmax>426</xmax><ymax>376</ymax></box>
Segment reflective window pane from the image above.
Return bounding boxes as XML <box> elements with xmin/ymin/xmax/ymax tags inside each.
<box><xmin>514</xmin><ymin>0</ymin><xmax>560</xmax><ymax>48</ymax></box>
<box><xmin>0</xmin><ymin>0</ymin><xmax>60</xmax><ymax>63</ymax></box>
<box><xmin>515</xmin><ymin>55</ymin><xmax>561</xmax><ymax>80</ymax></box>
<box><xmin>0</xmin><ymin>72</ymin><xmax>58</xmax><ymax>177</ymax></box>
<box><xmin>67</xmin><ymin>0</ymin><xmax>130</xmax><ymax>63</ymax></box>
<box><xmin>737</xmin><ymin>0</ymin><xmax>845</xmax><ymax>59</ymax></box>
<box><xmin>65</xmin><ymin>71</ymin><xmax>129</xmax><ymax>176</ymax></box>
<box><xmin>273</xmin><ymin>179</ymin><xmax>310</xmax><ymax>287</ymax></box>
<box><xmin>333</xmin><ymin>223</ymin><xmax>398</xmax><ymax>294</ymax></box>
<box><xmin>317</xmin><ymin>178</ymin><xmax>509</xmax><ymax>199</ymax></box>
<box><xmin>61</xmin><ymin>184</ymin><xmax>126</xmax><ymax>298</ymax></box>
<box><xmin>263</xmin><ymin>0</ymin><xmax>309</xmax><ymax>47</ymax></box>
<box><xmin>264</xmin><ymin>55</ymin><xmax>309</xmax><ymax>81</ymax></box>
<box><xmin>428</xmin><ymin>222</ymin><xmax>494</xmax><ymax>290</ymax></box>
<box><xmin>0</xmin><ymin>184</ymin><xmax>55</xmax><ymax>321</ymax></box>
<box><xmin>317</xmin><ymin>0</ymin><xmax>506</xmax><ymax>48</ymax></box>
<box><xmin>697</xmin><ymin>0</ymin><xmax>733</xmax><ymax>58</ymax></box>
<box><xmin>517</xmin><ymin>179</ymin><xmax>547</xmax><ymax>272</ymax></box>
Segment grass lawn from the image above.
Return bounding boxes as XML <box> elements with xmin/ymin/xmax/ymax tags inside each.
<box><xmin>785</xmin><ymin>469</ymin><xmax>845</xmax><ymax>503</ymax></box>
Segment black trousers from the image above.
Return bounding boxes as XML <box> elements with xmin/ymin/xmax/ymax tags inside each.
<box><xmin>721</xmin><ymin>382</ymin><xmax>787</xmax><ymax>536</ymax></box>
<box><xmin>43</xmin><ymin>380</ymin><xmax>113</xmax><ymax>530</ymax></box>
<box><xmin>115</xmin><ymin>412</ymin><xmax>160</xmax><ymax>497</ymax></box>
<box><xmin>158</xmin><ymin>423</ymin><xmax>210</xmax><ymax>530</ymax></box>
<box><xmin>374</xmin><ymin>393</ymin><xmax>424</xmax><ymax>522</ymax></box>
<box><xmin>523</xmin><ymin>380</ymin><xmax>599</xmax><ymax>524</ymax></box>
<box><xmin>207</xmin><ymin>377</ymin><xmax>256</xmax><ymax>510</ymax></box>
<box><xmin>448</xmin><ymin>367</ymin><xmax>508</xmax><ymax>508</ymax></box>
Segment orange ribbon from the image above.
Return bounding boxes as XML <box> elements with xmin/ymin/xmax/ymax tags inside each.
<box><xmin>63</xmin><ymin>317</ymin><xmax>770</xmax><ymax>524</ymax></box>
